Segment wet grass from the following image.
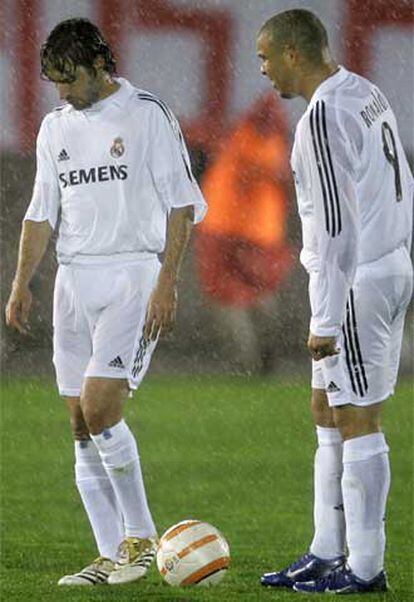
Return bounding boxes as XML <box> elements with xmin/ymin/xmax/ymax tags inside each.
<box><xmin>1</xmin><ymin>377</ymin><xmax>413</xmax><ymax>601</ymax></box>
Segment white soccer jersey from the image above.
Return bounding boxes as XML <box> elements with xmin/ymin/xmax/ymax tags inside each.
<box><xmin>25</xmin><ymin>78</ymin><xmax>207</xmax><ymax>265</ymax></box>
<box><xmin>291</xmin><ymin>66</ymin><xmax>413</xmax><ymax>337</ymax></box>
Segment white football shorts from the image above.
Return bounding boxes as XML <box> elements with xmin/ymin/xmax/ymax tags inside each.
<box><xmin>53</xmin><ymin>258</ymin><xmax>161</xmax><ymax>397</ymax></box>
<box><xmin>311</xmin><ymin>245</ymin><xmax>413</xmax><ymax>407</ymax></box>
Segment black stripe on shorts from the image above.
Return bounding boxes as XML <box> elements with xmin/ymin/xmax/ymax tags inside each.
<box><xmin>342</xmin><ymin>289</ymin><xmax>368</xmax><ymax>397</ymax></box>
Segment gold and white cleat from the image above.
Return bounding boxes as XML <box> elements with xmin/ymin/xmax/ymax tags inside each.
<box><xmin>108</xmin><ymin>536</ymin><xmax>158</xmax><ymax>585</ymax></box>
<box><xmin>58</xmin><ymin>556</ymin><xmax>115</xmax><ymax>585</ymax></box>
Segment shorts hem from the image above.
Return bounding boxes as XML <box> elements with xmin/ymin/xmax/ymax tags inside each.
<box><xmin>84</xmin><ymin>369</ymin><xmax>129</xmax><ymax>381</ymax></box>
<box><xmin>327</xmin><ymin>390</ymin><xmax>393</xmax><ymax>407</ymax></box>
<box><xmin>59</xmin><ymin>387</ymin><xmax>82</xmax><ymax>397</ymax></box>
<box><xmin>311</xmin><ymin>382</ymin><xmax>326</xmax><ymax>391</ymax></box>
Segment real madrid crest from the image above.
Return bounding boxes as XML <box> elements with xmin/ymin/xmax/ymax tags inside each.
<box><xmin>110</xmin><ymin>136</ymin><xmax>125</xmax><ymax>158</ymax></box>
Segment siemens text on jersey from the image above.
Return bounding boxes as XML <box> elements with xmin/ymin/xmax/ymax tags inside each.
<box><xmin>360</xmin><ymin>89</ymin><xmax>388</xmax><ymax>129</ymax></box>
<box><xmin>59</xmin><ymin>164</ymin><xmax>128</xmax><ymax>188</ymax></box>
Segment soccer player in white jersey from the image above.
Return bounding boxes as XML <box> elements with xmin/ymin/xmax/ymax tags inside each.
<box><xmin>256</xmin><ymin>9</ymin><xmax>413</xmax><ymax>595</ymax></box>
<box><xmin>5</xmin><ymin>19</ymin><xmax>206</xmax><ymax>586</ymax></box>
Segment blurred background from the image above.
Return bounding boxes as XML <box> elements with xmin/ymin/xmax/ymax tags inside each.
<box><xmin>1</xmin><ymin>0</ymin><xmax>413</xmax><ymax>379</ymax></box>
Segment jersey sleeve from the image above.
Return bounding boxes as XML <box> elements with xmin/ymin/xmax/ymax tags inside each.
<box><xmin>146</xmin><ymin>103</ymin><xmax>207</xmax><ymax>224</ymax></box>
<box><xmin>24</xmin><ymin>117</ymin><xmax>61</xmax><ymax>229</ymax></box>
<box><xmin>306</xmin><ymin>101</ymin><xmax>360</xmax><ymax>337</ymax></box>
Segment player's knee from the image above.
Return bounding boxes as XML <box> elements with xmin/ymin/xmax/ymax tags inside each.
<box><xmin>80</xmin><ymin>381</ymin><xmax>125</xmax><ymax>435</ymax></box>
<box><xmin>333</xmin><ymin>405</ymin><xmax>381</xmax><ymax>440</ymax></box>
<box><xmin>80</xmin><ymin>397</ymin><xmax>107</xmax><ymax>434</ymax></box>
<box><xmin>332</xmin><ymin>411</ymin><xmax>353</xmax><ymax>439</ymax></box>
<box><xmin>70</xmin><ymin>417</ymin><xmax>90</xmax><ymax>441</ymax></box>
<box><xmin>65</xmin><ymin>397</ymin><xmax>90</xmax><ymax>440</ymax></box>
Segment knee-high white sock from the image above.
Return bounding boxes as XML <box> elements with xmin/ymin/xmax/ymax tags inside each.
<box><xmin>75</xmin><ymin>440</ymin><xmax>124</xmax><ymax>560</ymax></box>
<box><xmin>310</xmin><ymin>427</ymin><xmax>346</xmax><ymax>559</ymax></box>
<box><xmin>342</xmin><ymin>433</ymin><xmax>390</xmax><ymax>580</ymax></box>
<box><xmin>91</xmin><ymin>420</ymin><xmax>156</xmax><ymax>539</ymax></box>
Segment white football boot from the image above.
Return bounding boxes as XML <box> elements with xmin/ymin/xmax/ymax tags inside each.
<box><xmin>58</xmin><ymin>556</ymin><xmax>115</xmax><ymax>585</ymax></box>
<box><xmin>108</xmin><ymin>536</ymin><xmax>158</xmax><ymax>585</ymax></box>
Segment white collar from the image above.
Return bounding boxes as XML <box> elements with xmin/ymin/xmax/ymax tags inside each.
<box><xmin>308</xmin><ymin>65</ymin><xmax>348</xmax><ymax>106</ymax></box>
<box><xmin>82</xmin><ymin>77</ymin><xmax>132</xmax><ymax>113</ymax></box>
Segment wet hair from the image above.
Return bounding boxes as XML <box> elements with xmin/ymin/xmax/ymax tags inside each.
<box><xmin>259</xmin><ymin>9</ymin><xmax>328</xmax><ymax>64</ymax></box>
<box><xmin>40</xmin><ymin>18</ymin><xmax>116</xmax><ymax>82</ymax></box>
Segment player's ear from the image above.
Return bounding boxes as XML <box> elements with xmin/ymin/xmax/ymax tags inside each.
<box><xmin>93</xmin><ymin>55</ymin><xmax>105</xmax><ymax>72</ymax></box>
<box><xmin>282</xmin><ymin>44</ymin><xmax>299</xmax><ymax>67</ymax></box>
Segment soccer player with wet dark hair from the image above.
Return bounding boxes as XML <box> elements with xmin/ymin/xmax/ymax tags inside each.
<box><xmin>40</xmin><ymin>18</ymin><xmax>117</xmax><ymax>110</ymax></box>
<box><xmin>41</xmin><ymin>18</ymin><xmax>116</xmax><ymax>78</ymax></box>
<box><xmin>257</xmin><ymin>8</ymin><xmax>413</xmax><ymax>595</ymax></box>
<box><xmin>6</xmin><ymin>18</ymin><xmax>207</xmax><ymax>586</ymax></box>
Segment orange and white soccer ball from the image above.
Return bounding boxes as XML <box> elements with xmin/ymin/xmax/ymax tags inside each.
<box><xmin>156</xmin><ymin>519</ymin><xmax>230</xmax><ymax>587</ymax></box>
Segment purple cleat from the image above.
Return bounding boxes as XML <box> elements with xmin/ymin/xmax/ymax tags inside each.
<box><xmin>293</xmin><ymin>563</ymin><xmax>388</xmax><ymax>594</ymax></box>
<box><xmin>261</xmin><ymin>552</ymin><xmax>345</xmax><ymax>588</ymax></box>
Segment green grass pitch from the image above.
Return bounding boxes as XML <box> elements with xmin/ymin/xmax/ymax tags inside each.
<box><xmin>1</xmin><ymin>377</ymin><xmax>413</xmax><ymax>601</ymax></box>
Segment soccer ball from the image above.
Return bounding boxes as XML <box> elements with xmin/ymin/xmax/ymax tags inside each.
<box><xmin>156</xmin><ymin>519</ymin><xmax>230</xmax><ymax>587</ymax></box>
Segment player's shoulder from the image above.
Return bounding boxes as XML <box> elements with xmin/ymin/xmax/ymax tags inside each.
<box><xmin>38</xmin><ymin>104</ymin><xmax>72</xmax><ymax>139</ymax></box>
<box><xmin>128</xmin><ymin>86</ymin><xmax>177</xmax><ymax>125</ymax></box>
<box><xmin>313</xmin><ymin>68</ymin><xmax>389</xmax><ymax>125</ymax></box>
<box><xmin>45</xmin><ymin>103</ymin><xmax>72</xmax><ymax>121</ymax></box>
<box><xmin>301</xmin><ymin>70</ymin><xmax>364</xmax><ymax>136</ymax></box>
<box><xmin>41</xmin><ymin>103</ymin><xmax>72</xmax><ymax>128</ymax></box>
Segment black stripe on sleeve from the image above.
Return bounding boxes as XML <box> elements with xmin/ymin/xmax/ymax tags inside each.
<box><xmin>315</xmin><ymin>101</ymin><xmax>337</xmax><ymax>237</ymax></box>
<box><xmin>310</xmin><ymin>106</ymin><xmax>330</xmax><ymax>234</ymax></box>
<box><xmin>321</xmin><ymin>101</ymin><xmax>342</xmax><ymax>235</ymax></box>
<box><xmin>137</xmin><ymin>92</ymin><xmax>194</xmax><ymax>182</ymax></box>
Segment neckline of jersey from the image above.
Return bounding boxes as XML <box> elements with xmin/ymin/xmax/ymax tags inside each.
<box><xmin>308</xmin><ymin>65</ymin><xmax>348</xmax><ymax>106</ymax></box>
<box><xmin>81</xmin><ymin>77</ymin><xmax>132</xmax><ymax>113</ymax></box>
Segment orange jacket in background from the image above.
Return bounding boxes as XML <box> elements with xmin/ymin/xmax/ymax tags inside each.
<box><xmin>200</xmin><ymin>92</ymin><xmax>291</xmax><ymax>248</ymax></box>
<box><xmin>196</xmin><ymin>92</ymin><xmax>294</xmax><ymax>308</ymax></box>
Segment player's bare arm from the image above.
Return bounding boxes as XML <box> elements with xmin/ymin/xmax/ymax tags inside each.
<box><xmin>307</xmin><ymin>333</ymin><xmax>339</xmax><ymax>361</ymax></box>
<box><xmin>144</xmin><ymin>205</ymin><xmax>194</xmax><ymax>341</ymax></box>
<box><xmin>5</xmin><ymin>220</ymin><xmax>52</xmax><ymax>334</ymax></box>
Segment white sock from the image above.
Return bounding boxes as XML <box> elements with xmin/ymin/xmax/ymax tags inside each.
<box><xmin>342</xmin><ymin>433</ymin><xmax>390</xmax><ymax>580</ymax></box>
<box><xmin>91</xmin><ymin>420</ymin><xmax>157</xmax><ymax>539</ymax></box>
<box><xmin>75</xmin><ymin>440</ymin><xmax>124</xmax><ymax>560</ymax></box>
<box><xmin>310</xmin><ymin>427</ymin><xmax>346</xmax><ymax>559</ymax></box>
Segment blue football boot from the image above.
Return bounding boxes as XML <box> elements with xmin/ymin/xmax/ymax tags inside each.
<box><xmin>293</xmin><ymin>563</ymin><xmax>388</xmax><ymax>594</ymax></box>
<box><xmin>261</xmin><ymin>552</ymin><xmax>345</xmax><ymax>588</ymax></box>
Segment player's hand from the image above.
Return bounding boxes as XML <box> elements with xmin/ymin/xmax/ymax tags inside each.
<box><xmin>144</xmin><ymin>276</ymin><xmax>178</xmax><ymax>341</ymax></box>
<box><xmin>307</xmin><ymin>333</ymin><xmax>339</xmax><ymax>361</ymax></box>
<box><xmin>5</xmin><ymin>283</ymin><xmax>32</xmax><ymax>334</ymax></box>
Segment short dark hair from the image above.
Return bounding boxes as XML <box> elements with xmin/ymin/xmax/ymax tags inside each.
<box><xmin>260</xmin><ymin>9</ymin><xmax>328</xmax><ymax>64</ymax></box>
<box><xmin>40</xmin><ymin>18</ymin><xmax>116</xmax><ymax>82</ymax></box>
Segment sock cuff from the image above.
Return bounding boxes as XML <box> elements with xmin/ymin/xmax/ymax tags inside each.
<box><xmin>316</xmin><ymin>426</ymin><xmax>343</xmax><ymax>446</ymax></box>
<box><xmin>90</xmin><ymin>419</ymin><xmax>129</xmax><ymax>450</ymax></box>
<box><xmin>343</xmin><ymin>432</ymin><xmax>389</xmax><ymax>463</ymax></box>
<box><xmin>75</xmin><ymin>439</ymin><xmax>100</xmax><ymax>462</ymax></box>
<box><xmin>91</xmin><ymin>419</ymin><xmax>138</xmax><ymax>469</ymax></box>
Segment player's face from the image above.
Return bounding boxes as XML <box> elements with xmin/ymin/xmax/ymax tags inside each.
<box><xmin>46</xmin><ymin>65</ymin><xmax>102</xmax><ymax>110</ymax></box>
<box><xmin>256</xmin><ymin>33</ymin><xmax>298</xmax><ymax>99</ymax></box>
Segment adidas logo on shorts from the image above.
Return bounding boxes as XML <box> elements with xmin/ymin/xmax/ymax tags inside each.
<box><xmin>58</xmin><ymin>148</ymin><xmax>70</xmax><ymax>161</ymax></box>
<box><xmin>108</xmin><ymin>356</ymin><xmax>125</xmax><ymax>368</ymax></box>
<box><xmin>327</xmin><ymin>381</ymin><xmax>341</xmax><ymax>393</ymax></box>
